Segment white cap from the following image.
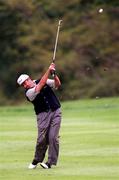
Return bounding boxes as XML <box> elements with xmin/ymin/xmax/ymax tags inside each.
<box><xmin>17</xmin><ymin>74</ymin><xmax>29</xmax><ymax>85</ymax></box>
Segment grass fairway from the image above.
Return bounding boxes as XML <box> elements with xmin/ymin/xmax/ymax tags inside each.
<box><xmin>0</xmin><ymin>97</ymin><xmax>119</xmax><ymax>180</ymax></box>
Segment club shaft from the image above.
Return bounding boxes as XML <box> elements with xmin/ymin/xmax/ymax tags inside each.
<box><xmin>52</xmin><ymin>20</ymin><xmax>62</xmax><ymax>62</ymax></box>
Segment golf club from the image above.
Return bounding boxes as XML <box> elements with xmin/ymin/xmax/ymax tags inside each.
<box><xmin>52</xmin><ymin>20</ymin><xmax>62</xmax><ymax>63</ymax></box>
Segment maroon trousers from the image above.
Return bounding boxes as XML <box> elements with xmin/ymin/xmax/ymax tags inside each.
<box><xmin>34</xmin><ymin>108</ymin><xmax>61</xmax><ymax>165</ymax></box>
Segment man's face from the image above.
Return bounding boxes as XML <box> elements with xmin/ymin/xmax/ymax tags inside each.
<box><xmin>22</xmin><ymin>78</ymin><xmax>35</xmax><ymax>89</ymax></box>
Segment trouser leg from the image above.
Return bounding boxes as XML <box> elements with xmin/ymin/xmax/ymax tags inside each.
<box><xmin>34</xmin><ymin>112</ymin><xmax>49</xmax><ymax>162</ymax></box>
<box><xmin>48</xmin><ymin>108</ymin><xmax>62</xmax><ymax>165</ymax></box>
<box><xmin>34</xmin><ymin>132</ymin><xmax>48</xmax><ymax>163</ymax></box>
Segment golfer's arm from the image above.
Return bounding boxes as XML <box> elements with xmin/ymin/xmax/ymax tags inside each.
<box><xmin>54</xmin><ymin>75</ymin><xmax>61</xmax><ymax>89</ymax></box>
<box><xmin>35</xmin><ymin>69</ymin><xmax>50</xmax><ymax>92</ymax></box>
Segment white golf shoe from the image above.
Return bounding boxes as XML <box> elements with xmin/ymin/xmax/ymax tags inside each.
<box><xmin>40</xmin><ymin>162</ymin><xmax>51</xmax><ymax>169</ymax></box>
<box><xmin>28</xmin><ymin>163</ymin><xmax>37</xmax><ymax>169</ymax></box>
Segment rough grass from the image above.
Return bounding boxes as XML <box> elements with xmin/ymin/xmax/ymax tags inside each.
<box><xmin>0</xmin><ymin>97</ymin><xmax>119</xmax><ymax>180</ymax></box>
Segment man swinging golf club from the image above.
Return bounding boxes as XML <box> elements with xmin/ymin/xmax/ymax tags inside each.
<box><xmin>17</xmin><ymin>63</ymin><xmax>62</xmax><ymax>169</ymax></box>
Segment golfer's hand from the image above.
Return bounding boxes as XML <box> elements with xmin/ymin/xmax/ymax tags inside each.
<box><xmin>49</xmin><ymin>63</ymin><xmax>56</xmax><ymax>72</ymax></box>
<box><xmin>49</xmin><ymin>63</ymin><xmax>56</xmax><ymax>77</ymax></box>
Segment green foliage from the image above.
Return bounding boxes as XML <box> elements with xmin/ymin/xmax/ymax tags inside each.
<box><xmin>0</xmin><ymin>0</ymin><xmax>119</xmax><ymax>104</ymax></box>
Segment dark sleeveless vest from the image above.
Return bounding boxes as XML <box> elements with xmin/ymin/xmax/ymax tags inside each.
<box><xmin>25</xmin><ymin>80</ymin><xmax>61</xmax><ymax>115</ymax></box>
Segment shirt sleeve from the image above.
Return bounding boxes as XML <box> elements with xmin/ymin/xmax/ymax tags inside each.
<box><xmin>26</xmin><ymin>87</ymin><xmax>39</xmax><ymax>101</ymax></box>
<box><xmin>46</xmin><ymin>79</ymin><xmax>55</xmax><ymax>88</ymax></box>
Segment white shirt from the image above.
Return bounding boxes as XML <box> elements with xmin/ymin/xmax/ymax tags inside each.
<box><xmin>26</xmin><ymin>79</ymin><xmax>55</xmax><ymax>101</ymax></box>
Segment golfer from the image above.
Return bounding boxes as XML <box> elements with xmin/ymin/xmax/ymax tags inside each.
<box><xmin>17</xmin><ymin>63</ymin><xmax>62</xmax><ymax>169</ymax></box>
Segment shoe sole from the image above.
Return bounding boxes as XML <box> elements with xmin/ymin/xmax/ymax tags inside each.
<box><xmin>40</xmin><ymin>163</ymin><xmax>49</xmax><ymax>169</ymax></box>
